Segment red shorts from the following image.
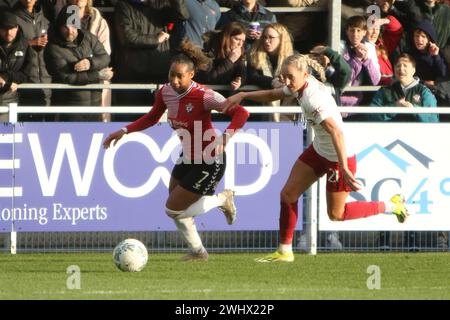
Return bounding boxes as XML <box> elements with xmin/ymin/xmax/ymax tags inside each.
<box><xmin>299</xmin><ymin>144</ymin><xmax>357</xmax><ymax>192</ymax></box>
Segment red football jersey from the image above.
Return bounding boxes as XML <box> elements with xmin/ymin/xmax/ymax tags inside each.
<box><xmin>126</xmin><ymin>81</ymin><xmax>249</xmax><ymax>161</ymax></box>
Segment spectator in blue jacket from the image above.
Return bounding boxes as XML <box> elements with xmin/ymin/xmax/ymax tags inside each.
<box><xmin>171</xmin><ymin>0</ymin><xmax>221</xmax><ymax>48</ymax></box>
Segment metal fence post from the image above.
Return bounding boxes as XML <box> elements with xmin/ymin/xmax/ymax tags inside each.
<box><xmin>8</xmin><ymin>103</ymin><xmax>18</xmax><ymax>254</ymax></box>
<box><xmin>306</xmin><ymin>129</ymin><xmax>317</xmax><ymax>255</ymax></box>
<box><xmin>328</xmin><ymin>0</ymin><xmax>342</xmax><ymax>52</ymax></box>
<box><xmin>8</xmin><ymin>102</ymin><xmax>18</xmax><ymax>124</ymax></box>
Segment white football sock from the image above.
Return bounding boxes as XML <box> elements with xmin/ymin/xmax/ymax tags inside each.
<box><xmin>174</xmin><ymin>217</ymin><xmax>205</xmax><ymax>252</ymax></box>
<box><xmin>383</xmin><ymin>200</ymin><xmax>396</xmax><ymax>213</ymax></box>
<box><xmin>278</xmin><ymin>243</ymin><xmax>293</xmax><ymax>254</ymax></box>
<box><xmin>177</xmin><ymin>194</ymin><xmax>226</xmax><ymax>219</ymax></box>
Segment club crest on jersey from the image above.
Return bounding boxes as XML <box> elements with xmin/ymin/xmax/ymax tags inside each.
<box><xmin>412</xmin><ymin>94</ymin><xmax>421</xmax><ymax>104</ymax></box>
<box><xmin>185</xmin><ymin>103</ymin><xmax>194</xmax><ymax>113</ymax></box>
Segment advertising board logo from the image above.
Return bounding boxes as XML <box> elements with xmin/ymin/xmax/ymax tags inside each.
<box><xmin>357</xmin><ymin>139</ymin><xmax>433</xmax><ymax>172</ymax></box>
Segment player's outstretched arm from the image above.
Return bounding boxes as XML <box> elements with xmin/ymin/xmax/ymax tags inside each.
<box><xmin>224</xmin><ymin>88</ymin><xmax>285</xmax><ymax>109</ymax></box>
<box><xmin>103</xmin><ymin>129</ymin><xmax>126</xmax><ymax>149</ymax></box>
<box><xmin>103</xmin><ymin>88</ymin><xmax>168</xmax><ymax>150</ymax></box>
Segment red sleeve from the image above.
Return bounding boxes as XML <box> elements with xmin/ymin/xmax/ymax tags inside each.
<box><xmin>224</xmin><ymin>105</ymin><xmax>249</xmax><ymax>133</ymax></box>
<box><xmin>382</xmin><ymin>15</ymin><xmax>403</xmax><ymax>56</ymax></box>
<box><xmin>126</xmin><ymin>88</ymin><xmax>167</xmax><ymax>133</ymax></box>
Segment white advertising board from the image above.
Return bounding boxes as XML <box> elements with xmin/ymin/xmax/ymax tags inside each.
<box><xmin>319</xmin><ymin>123</ymin><xmax>450</xmax><ymax>231</ymax></box>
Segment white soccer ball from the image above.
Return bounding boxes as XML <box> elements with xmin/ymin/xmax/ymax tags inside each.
<box><xmin>113</xmin><ymin>239</ymin><xmax>148</xmax><ymax>272</ymax></box>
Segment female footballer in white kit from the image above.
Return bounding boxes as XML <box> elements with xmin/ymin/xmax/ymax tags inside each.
<box><xmin>225</xmin><ymin>53</ymin><xmax>409</xmax><ymax>262</ymax></box>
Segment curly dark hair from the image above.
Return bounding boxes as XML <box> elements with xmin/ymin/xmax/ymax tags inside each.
<box><xmin>172</xmin><ymin>39</ymin><xmax>212</xmax><ymax>72</ymax></box>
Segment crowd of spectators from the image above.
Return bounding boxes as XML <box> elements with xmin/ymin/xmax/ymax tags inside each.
<box><xmin>2</xmin><ymin>0</ymin><xmax>449</xmax><ymax>119</ymax></box>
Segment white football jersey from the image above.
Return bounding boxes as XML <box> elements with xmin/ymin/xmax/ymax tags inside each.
<box><xmin>283</xmin><ymin>76</ymin><xmax>354</xmax><ymax>161</ymax></box>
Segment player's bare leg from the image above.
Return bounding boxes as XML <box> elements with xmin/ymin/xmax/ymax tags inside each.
<box><xmin>326</xmin><ymin>191</ymin><xmax>349</xmax><ymax>221</ymax></box>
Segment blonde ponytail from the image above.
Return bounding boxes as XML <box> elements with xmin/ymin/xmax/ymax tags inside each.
<box><xmin>282</xmin><ymin>54</ymin><xmax>326</xmax><ymax>83</ymax></box>
<box><xmin>305</xmin><ymin>54</ymin><xmax>327</xmax><ymax>83</ymax></box>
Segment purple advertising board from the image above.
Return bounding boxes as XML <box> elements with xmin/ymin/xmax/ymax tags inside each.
<box><xmin>0</xmin><ymin>122</ymin><xmax>303</xmax><ymax>232</ymax></box>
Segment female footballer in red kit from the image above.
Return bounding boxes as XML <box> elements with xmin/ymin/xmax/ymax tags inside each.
<box><xmin>104</xmin><ymin>42</ymin><xmax>249</xmax><ymax>261</ymax></box>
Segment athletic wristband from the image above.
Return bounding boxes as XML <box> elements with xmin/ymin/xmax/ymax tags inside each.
<box><xmin>121</xmin><ymin>127</ymin><xmax>128</xmax><ymax>134</ymax></box>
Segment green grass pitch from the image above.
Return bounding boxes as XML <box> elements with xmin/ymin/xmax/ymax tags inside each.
<box><xmin>0</xmin><ymin>252</ymin><xmax>449</xmax><ymax>300</ymax></box>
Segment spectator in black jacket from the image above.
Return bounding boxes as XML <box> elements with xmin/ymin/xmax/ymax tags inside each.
<box><xmin>44</xmin><ymin>7</ymin><xmax>112</xmax><ymax>121</ymax></box>
<box><xmin>113</xmin><ymin>0</ymin><xmax>189</xmax><ymax>115</ymax></box>
<box><xmin>0</xmin><ymin>0</ymin><xmax>17</xmax><ymax>8</ymax></box>
<box><xmin>388</xmin><ymin>0</ymin><xmax>450</xmax><ymax>66</ymax></box>
<box><xmin>14</xmin><ymin>0</ymin><xmax>52</xmax><ymax>121</ymax></box>
<box><xmin>199</xmin><ymin>21</ymin><xmax>247</xmax><ymax>91</ymax></box>
<box><xmin>216</xmin><ymin>0</ymin><xmax>277</xmax><ymax>50</ymax></box>
<box><xmin>114</xmin><ymin>0</ymin><xmax>189</xmax><ymax>83</ymax></box>
<box><xmin>407</xmin><ymin>20</ymin><xmax>448</xmax><ymax>85</ymax></box>
<box><xmin>38</xmin><ymin>0</ymin><xmax>60</xmax><ymax>22</ymax></box>
<box><xmin>0</xmin><ymin>10</ymin><xmax>30</xmax><ymax>122</ymax></box>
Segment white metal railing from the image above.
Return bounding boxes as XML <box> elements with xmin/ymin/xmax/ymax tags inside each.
<box><xmin>220</xmin><ymin>6</ymin><xmax>327</xmax><ymax>13</ymax></box>
<box><xmin>342</xmin><ymin>85</ymin><xmax>380</xmax><ymax>92</ymax></box>
<box><xmin>17</xmin><ymin>83</ymin><xmax>159</xmax><ymax>90</ymax></box>
<box><xmin>16</xmin><ymin>82</ymin><xmax>381</xmax><ymax>92</ymax></box>
<box><xmin>97</xmin><ymin>6</ymin><xmax>327</xmax><ymax>14</ymax></box>
<box><xmin>3</xmin><ymin>105</ymin><xmax>450</xmax><ymax>116</ymax></box>
<box><xmin>16</xmin><ymin>83</ymin><xmax>259</xmax><ymax>91</ymax></box>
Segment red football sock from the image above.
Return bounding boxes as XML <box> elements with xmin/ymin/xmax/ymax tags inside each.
<box><xmin>279</xmin><ymin>201</ymin><xmax>298</xmax><ymax>245</ymax></box>
<box><xmin>343</xmin><ymin>201</ymin><xmax>386</xmax><ymax>220</ymax></box>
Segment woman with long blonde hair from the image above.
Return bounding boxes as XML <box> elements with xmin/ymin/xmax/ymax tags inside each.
<box><xmin>249</xmin><ymin>23</ymin><xmax>294</xmax><ymax>83</ymax></box>
<box><xmin>247</xmin><ymin>23</ymin><xmax>294</xmax><ymax>121</ymax></box>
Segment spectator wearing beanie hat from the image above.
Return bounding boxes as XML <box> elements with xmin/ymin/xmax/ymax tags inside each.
<box><xmin>44</xmin><ymin>6</ymin><xmax>112</xmax><ymax>121</ymax></box>
<box><xmin>0</xmin><ymin>9</ymin><xmax>31</xmax><ymax>121</ymax></box>
<box><xmin>407</xmin><ymin>20</ymin><xmax>448</xmax><ymax>86</ymax></box>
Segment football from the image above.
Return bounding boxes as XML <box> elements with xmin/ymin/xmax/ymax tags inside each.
<box><xmin>113</xmin><ymin>239</ymin><xmax>148</xmax><ymax>272</ymax></box>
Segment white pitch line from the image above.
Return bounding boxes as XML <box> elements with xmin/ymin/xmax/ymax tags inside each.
<box><xmin>30</xmin><ymin>286</ymin><xmax>450</xmax><ymax>296</ymax></box>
